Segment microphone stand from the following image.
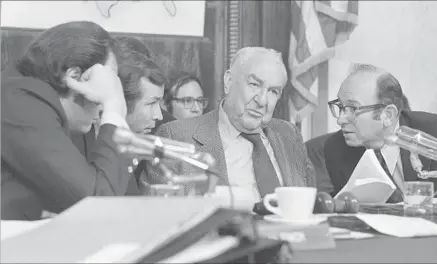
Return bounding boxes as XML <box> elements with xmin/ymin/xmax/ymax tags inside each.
<box><xmin>148</xmin><ymin>137</ymin><xmax>218</xmax><ymax>196</ymax></box>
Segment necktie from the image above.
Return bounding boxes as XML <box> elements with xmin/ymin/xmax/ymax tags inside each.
<box><xmin>373</xmin><ymin>149</ymin><xmax>404</xmax><ymax>203</ymax></box>
<box><xmin>241</xmin><ymin>133</ymin><xmax>281</xmax><ymax>197</ymax></box>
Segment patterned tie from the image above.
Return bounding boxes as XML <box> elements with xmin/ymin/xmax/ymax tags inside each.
<box><xmin>241</xmin><ymin>133</ymin><xmax>281</xmax><ymax>197</ymax></box>
<box><xmin>373</xmin><ymin>149</ymin><xmax>404</xmax><ymax>203</ymax></box>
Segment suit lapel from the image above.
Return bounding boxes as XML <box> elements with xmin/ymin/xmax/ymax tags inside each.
<box><xmin>264</xmin><ymin>127</ymin><xmax>302</xmax><ymax>187</ymax></box>
<box><xmin>192</xmin><ymin>109</ymin><xmax>228</xmax><ymax>184</ymax></box>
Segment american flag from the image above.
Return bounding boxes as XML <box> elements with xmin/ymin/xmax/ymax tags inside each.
<box><xmin>288</xmin><ymin>0</ymin><xmax>359</xmax><ymax>123</ymax></box>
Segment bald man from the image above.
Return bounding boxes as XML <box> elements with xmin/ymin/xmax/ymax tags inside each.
<box><xmin>148</xmin><ymin>47</ymin><xmax>315</xmax><ymax>205</ymax></box>
<box><xmin>325</xmin><ymin>63</ymin><xmax>437</xmax><ymax>200</ymax></box>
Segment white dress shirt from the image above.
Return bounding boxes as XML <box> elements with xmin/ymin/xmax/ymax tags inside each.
<box><xmin>218</xmin><ymin>103</ymin><xmax>283</xmax><ymax>202</ymax></box>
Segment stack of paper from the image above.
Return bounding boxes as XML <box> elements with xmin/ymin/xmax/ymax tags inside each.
<box><xmin>335</xmin><ymin>149</ymin><xmax>396</xmax><ymax>203</ymax></box>
<box><xmin>1</xmin><ymin>197</ymin><xmax>222</xmax><ymax>263</ymax></box>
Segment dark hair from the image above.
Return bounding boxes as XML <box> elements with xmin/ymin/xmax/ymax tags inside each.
<box><xmin>375</xmin><ymin>72</ymin><xmax>411</xmax><ymax>114</ymax></box>
<box><xmin>164</xmin><ymin>74</ymin><xmax>203</xmax><ymax>112</ymax></box>
<box><xmin>117</xmin><ymin>49</ymin><xmax>167</xmax><ymax>114</ymax></box>
<box><xmin>16</xmin><ymin>21</ymin><xmax>116</xmax><ymax>96</ymax></box>
<box><xmin>114</xmin><ymin>36</ymin><xmax>154</xmax><ymax>60</ymax></box>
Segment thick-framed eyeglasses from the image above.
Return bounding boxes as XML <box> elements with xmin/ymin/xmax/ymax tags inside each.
<box><xmin>328</xmin><ymin>99</ymin><xmax>387</xmax><ymax>119</ymax></box>
<box><xmin>172</xmin><ymin>97</ymin><xmax>209</xmax><ymax>109</ymax></box>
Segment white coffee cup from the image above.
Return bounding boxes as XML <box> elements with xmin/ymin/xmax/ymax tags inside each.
<box><xmin>263</xmin><ymin>187</ymin><xmax>317</xmax><ymax>220</ymax></box>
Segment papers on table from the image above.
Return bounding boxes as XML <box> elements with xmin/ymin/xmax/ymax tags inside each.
<box><xmin>335</xmin><ymin>149</ymin><xmax>396</xmax><ymax>203</ymax></box>
<box><xmin>328</xmin><ymin>227</ymin><xmax>375</xmax><ymax>240</ymax></box>
<box><xmin>1</xmin><ymin>197</ymin><xmax>223</xmax><ymax>263</ymax></box>
<box><xmin>1</xmin><ymin>219</ymin><xmax>51</xmax><ymax>241</ymax></box>
<box><xmin>356</xmin><ymin>213</ymin><xmax>437</xmax><ymax>238</ymax></box>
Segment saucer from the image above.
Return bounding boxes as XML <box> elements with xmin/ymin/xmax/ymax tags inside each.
<box><xmin>264</xmin><ymin>214</ymin><xmax>328</xmax><ymax>226</ymax></box>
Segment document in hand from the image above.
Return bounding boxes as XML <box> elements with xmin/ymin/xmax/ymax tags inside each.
<box><xmin>0</xmin><ymin>197</ymin><xmax>223</xmax><ymax>263</ymax></box>
<box><xmin>335</xmin><ymin>149</ymin><xmax>396</xmax><ymax>203</ymax></box>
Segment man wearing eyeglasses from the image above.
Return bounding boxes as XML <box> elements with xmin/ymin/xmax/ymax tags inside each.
<box><xmin>324</xmin><ymin>64</ymin><xmax>437</xmax><ymax>201</ymax></box>
<box><xmin>149</xmin><ymin>47</ymin><xmax>315</xmax><ymax>210</ymax></box>
<box><xmin>164</xmin><ymin>75</ymin><xmax>208</xmax><ymax>119</ymax></box>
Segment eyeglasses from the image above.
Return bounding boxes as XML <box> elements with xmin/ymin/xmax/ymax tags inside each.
<box><xmin>328</xmin><ymin>99</ymin><xmax>387</xmax><ymax>119</ymax></box>
<box><xmin>172</xmin><ymin>97</ymin><xmax>209</xmax><ymax>109</ymax></box>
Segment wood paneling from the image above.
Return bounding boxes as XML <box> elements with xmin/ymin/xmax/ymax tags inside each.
<box><xmin>260</xmin><ymin>0</ymin><xmax>292</xmax><ymax>121</ymax></box>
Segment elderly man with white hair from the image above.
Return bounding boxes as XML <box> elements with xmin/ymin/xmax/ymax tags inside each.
<box><xmin>147</xmin><ymin>47</ymin><xmax>315</xmax><ymax>208</ymax></box>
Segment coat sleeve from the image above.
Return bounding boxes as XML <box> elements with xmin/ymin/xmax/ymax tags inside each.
<box><xmin>1</xmin><ymin>87</ymin><xmax>135</xmax><ymax>212</ymax></box>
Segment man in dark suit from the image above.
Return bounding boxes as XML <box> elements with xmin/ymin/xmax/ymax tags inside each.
<box><xmin>1</xmin><ymin>21</ymin><xmax>138</xmax><ymax>220</ymax></box>
<box><xmin>149</xmin><ymin>47</ymin><xmax>315</xmax><ymax>203</ymax></box>
<box><xmin>71</xmin><ymin>37</ymin><xmax>173</xmax><ymax>195</ymax></box>
<box><xmin>305</xmin><ymin>133</ymin><xmax>335</xmax><ymax>195</ymax></box>
<box><xmin>324</xmin><ymin>63</ymin><xmax>437</xmax><ymax>200</ymax></box>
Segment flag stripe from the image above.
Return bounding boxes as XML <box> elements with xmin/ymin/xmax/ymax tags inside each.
<box><xmin>317</xmin><ymin>13</ymin><xmax>338</xmax><ymax>47</ymax></box>
<box><xmin>288</xmin><ymin>0</ymin><xmax>358</xmax><ymax>121</ymax></box>
<box><xmin>300</xmin><ymin>1</ymin><xmax>328</xmax><ymax>57</ymax></box>
<box><xmin>296</xmin><ymin>66</ymin><xmax>318</xmax><ymax>92</ymax></box>
<box><xmin>290</xmin><ymin>0</ymin><xmax>311</xmax><ymax>63</ymax></box>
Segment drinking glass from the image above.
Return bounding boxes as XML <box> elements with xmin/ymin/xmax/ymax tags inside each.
<box><xmin>403</xmin><ymin>181</ymin><xmax>434</xmax><ymax>217</ymax></box>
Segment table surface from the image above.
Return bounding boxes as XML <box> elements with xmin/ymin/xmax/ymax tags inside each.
<box><xmin>292</xmin><ymin>204</ymin><xmax>437</xmax><ymax>263</ymax></box>
<box><xmin>292</xmin><ymin>234</ymin><xmax>437</xmax><ymax>263</ymax></box>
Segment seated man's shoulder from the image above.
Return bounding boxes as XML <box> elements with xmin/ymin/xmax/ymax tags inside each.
<box><xmin>268</xmin><ymin>118</ymin><xmax>299</xmax><ymax>135</ymax></box>
<box><xmin>404</xmin><ymin>110</ymin><xmax>437</xmax><ymax>132</ymax></box>
<box><xmin>3</xmin><ymin>69</ymin><xmax>59</xmax><ymax>104</ymax></box>
<box><xmin>305</xmin><ymin>132</ymin><xmax>335</xmax><ymax>155</ymax></box>
<box><xmin>324</xmin><ymin>130</ymin><xmax>344</xmax><ymax>148</ymax></box>
<box><xmin>155</xmin><ymin>111</ymin><xmax>214</xmax><ymax>138</ymax></box>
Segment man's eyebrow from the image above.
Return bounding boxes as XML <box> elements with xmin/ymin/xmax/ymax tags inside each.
<box><xmin>344</xmin><ymin>99</ymin><xmax>359</xmax><ymax>105</ymax></box>
<box><xmin>247</xmin><ymin>74</ymin><xmax>264</xmax><ymax>85</ymax></box>
<box><xmin>147</xmin><ymin>96</ymin><xmax>162</xmax><ymax>101</ymax></box>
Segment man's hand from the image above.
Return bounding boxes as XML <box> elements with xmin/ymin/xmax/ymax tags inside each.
<box><xmin>418</xmin><ymin>170</ymin><xmax>437</xmax><ymax>179</ymax></box>
<box><xmin>63</xmin><ymin>64</ymin><xmax>127</xmax><ymax>118</ymax></box>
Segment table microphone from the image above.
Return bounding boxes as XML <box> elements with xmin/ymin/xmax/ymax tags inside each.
<box><xmin>385</xmin><ymin>125</ymin><xmax>437</xmax><ymax>161</ymax></box>
<box><xmin>114</xmin><ymin>128</ymin><xmax>234</xmax><ymax>202</ymax></box>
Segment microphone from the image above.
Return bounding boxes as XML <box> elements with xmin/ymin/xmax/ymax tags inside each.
<box><xmin>113</xmin><ymin>128</ymin><xmax>231</xmax><ymax>197</ymax></box>
<box><xmin>114</xmin><ymin>128</ymin><xmax>218</xmax><ymax>174</ymax></box>
<box><xmin>385</xmin><ymin>126</ymin><xmax>437</xmax><ymax>161</ymax></box>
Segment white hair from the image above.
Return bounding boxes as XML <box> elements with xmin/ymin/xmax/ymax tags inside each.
<box><xmin>229</xmin><ymin>47</ymin><xmax>287</xmax><ymax>80</ymax></box>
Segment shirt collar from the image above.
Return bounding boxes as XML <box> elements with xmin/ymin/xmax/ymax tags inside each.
<box><xmin>382</xmin><ymin>120</ymin><xmax>400</xmax><ymax>151</ymax></box>
<box><xmin>218</xmin><ymin>100</ymin><xmax>242</xmax><ymax>139</ymax></box>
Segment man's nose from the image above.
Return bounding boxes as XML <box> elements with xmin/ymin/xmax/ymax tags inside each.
<box><xmin>336</xmin><ymin>111</ymin><xmax>349</xmax><ymax>126</ymax></box>
<box><xmin>191</xmin><ymin>101</ymin><xmax>201</xmax><ymax>112</ymax></box>
<box><xmin>154</xmin><ymin>104</ymin><xmax>163</xmax><ymax>121</ymax></box>
<box><xmin>254</xmin><ymin>89</ymin><xmax>268</xmax><ymax>106</ymax></box>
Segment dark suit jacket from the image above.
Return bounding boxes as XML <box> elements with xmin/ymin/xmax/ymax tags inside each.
<box><xmin>149</xmin><ymin>108</ymin><xmax>315</xmax><ymax>189</ymax></box>
<box><xmin>1</xmin><ymin>68</ymin><xmax>136</xmax><ymax>220</ymax></box>
<box><xmin>305</xmin><ymin>133</ymin><xmax>335</xmax><ymax>195</ymax></box>
<box><xmin>324</xmin><ymin>111</ymin><xmax>437</xmax><ymax>196</ymax></box>
<box><xmin>70</xmin><ymin>108</ymin><xmax>175</xmax><ymax>195</ymax></box>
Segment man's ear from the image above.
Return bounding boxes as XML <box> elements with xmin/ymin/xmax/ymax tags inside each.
<box><xmin>64</xmin><ymin>67</ymin><xmax>82</xmax><ymax>83</ymax></box>
<box><xmin>382</xmin><ymin>104</ymin><xmax>399</xmax><ymax>127</ymax></box>
<box><xmin>223</xmin><ymin>70</ymin><xmax>232</xmax><ymax>95</ymax></box>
